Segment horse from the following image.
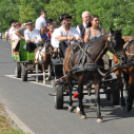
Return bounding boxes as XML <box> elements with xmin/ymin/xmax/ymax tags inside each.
<box><xmin>34</xmin><ymin>40</ymin><xmax>55</xmax><ymax>85</ymax></box>
<box><xmin>113</xmin><ymin>36</ymin><xmax>134</xmax><ymax>112</ymax></box>
<box><xmin>63</xmin><ymin>28</ymin><xmax>125</xmax><ymax>122</ymax></box>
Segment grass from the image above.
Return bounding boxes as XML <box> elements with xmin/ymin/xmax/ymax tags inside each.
<box><xmin>0</xmin><ymin>105</ymin><xmax>26</xmax><ymax>134</ymax></box>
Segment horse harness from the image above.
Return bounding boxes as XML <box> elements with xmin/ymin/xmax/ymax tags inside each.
<box><xmin>36</xmin><ymin>45</ymin><xmax>54</xmax><ymax>64</ymax></box>
<box><xmin>67</xmin><ymin>33</ymin><xmax>127</xmax><ymax>78</ymax></box>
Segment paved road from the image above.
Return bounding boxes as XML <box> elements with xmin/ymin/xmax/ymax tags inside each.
<box><xmin>0</xmin><ymin>39</ymin><xmax>134</xmax><ymax>134</ymax></box>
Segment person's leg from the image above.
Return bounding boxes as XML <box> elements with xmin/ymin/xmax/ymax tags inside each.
<box><xmin>59</xmin><ymin>41</ymin><xmax>68</xmax><ymax>58</ymax></box>
<box><xmin>26</xmin><ymin>41</ymin><xmax>37</xmax><ymax>52</ymax></box>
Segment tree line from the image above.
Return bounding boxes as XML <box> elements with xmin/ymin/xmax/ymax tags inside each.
<box><xmin>0</xmin><ymin>0</ymin><xmax>134</xmax><ymax>36</ymax></box>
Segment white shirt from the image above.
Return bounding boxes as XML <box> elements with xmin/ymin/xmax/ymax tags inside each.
<box><xmin>9</xmin><ymin>26</ymin><xmax>15</xmax><ymax>40</ymax></box>
<box><xmin>51</xmin><ymin>28</ymin><xmax>60</xmax><ymax>48</ymax></box>
<box><xmin>76</xmin><ymin>23</ymin><xmax>87</xmax><ymax>37</ymax></box>
<box><xmin>24</xmin><ymin>28</ymin><xmax>41</xmax><ymax>43</ymax></box>
<box><xmin>56</xmin><ymin>26</ymin><xmax>80</xmax><ymax>46</ymax></box>
<box><xmin>12</xmin><ymin>30</ymin><xmax>19</xmax><ymax>40</ymax></box>
<box><xmin>35</xmin><ymin>16</ymin><xmax>46</xmax><ymax>31</ymax></box>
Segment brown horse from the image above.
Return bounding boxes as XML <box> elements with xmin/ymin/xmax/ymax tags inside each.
<box><xmin>63</xmin><ymin>28</ymin><xmax>125</xmax><ymax>122</ymax></box>
<box><xmin>113</xmin><ymin>36</ymin><xmax>134</xmax><ymax>111</ymax></box>
<box><xmin>34</xmin><ymin>40</ymin><xmax>54</xmax><ymax>85</ymax></box>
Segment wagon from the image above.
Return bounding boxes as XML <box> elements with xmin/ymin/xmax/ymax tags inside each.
<box><xmin>11</xmin><ymin>40</ymin><xmax>34</xmax><ymax>81</ymax></box>
<box><xmin>53</xmin><ymin>59</ymin><xmax>120</xmax><ymax>109</ymax></box>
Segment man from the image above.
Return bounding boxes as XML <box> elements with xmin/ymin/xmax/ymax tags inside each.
<box><xmin>24</xmin><ymin>20</ymin><xmax>43</xmax><ymax>52</ymax></box>
<box><xmin>76</xmin><ymin>11</ymin><xmax>92</xmax><ymax>38</ymax></box>
<box><xmin>15</xmin><ymin>23</ymin><xmax>27</xmax><ymax>40</ymax></box>
<box><xmin>4</xmin><ymin>30</ymin><xmax>9</xmax><ymax>41</ymax></box>
<box><xmin>46</xmin><ymin>19</ymin><xmax>53</xmax><ymax>32</ymax></box>
<box><xmin>53</xmin><ymin>13</ymin><xmax>82</xmax><ymax>57</ymax></box>
<box><xmin>9</xmin><ymin>19</ymin><xmax>16</xmax><ymax>40</ymax></box>
<box><xmin>35</xmin><ymin>10</ymin><xmax>47</xmax><ymax>32</ymax></box>
<box><xmin>52</xmin><ymin>20</ymin><xmax>58</xmax><ymax>30</ymax></box>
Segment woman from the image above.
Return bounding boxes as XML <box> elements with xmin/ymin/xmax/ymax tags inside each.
<box><xmin>84</xmin><ymin>15</ymin><xmax>109</xmax><ymax>70</ymax></box>
<box><xmin>12</xmin><ymin>23</ymin><xmax>21</xmax><ymax>41</ymax></box>
<box><xmin>84</xmin><ymin>15</ymin><xmax>106</xmax><ymax>42</ymax></box>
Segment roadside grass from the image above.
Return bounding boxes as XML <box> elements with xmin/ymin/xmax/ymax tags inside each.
<box><xmin>0</xmin><ymin>105</ymin><xmax>26</xmax><ymax>134</ymax></box>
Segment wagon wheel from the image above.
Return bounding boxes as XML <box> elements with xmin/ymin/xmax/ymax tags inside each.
<box><xmin>104</xmin><ymin>75</ymin><xmax>120</xmax><ymax>105</ymax></box>
<box><xmin>55</xmin><ymin>83</ymin><xmax>64</xmax><ymax>109</ymax></box>
<box><xmin>21</xmin><ymin>64</ymin><xmax>27</xmax><ymax>81</ymax></box>
<box><xmin>104</xmin><ymin>75</ymin><xmax>112</xmax><ymax>100</ymax></box>
<box><xmin>110</xmin><ymin>80</ymin><xmax>120</xmax><ymax>105</ymax></box>
<box><xmin>15</xmin><ymin>62</ymin><xmax>21</xmax><ymax>78</ymax></box>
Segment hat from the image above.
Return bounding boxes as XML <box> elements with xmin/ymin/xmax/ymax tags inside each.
<box><xmin>46</xmin><ymin>19</ymin><xmax>53</xmax><ymax>23</ymax></box>
<box><xmin>14</xmin><ymin>22</ymin><xmax>21</xmax><ymax>27</ymax></box>
<box><xmin>26</xmin><ymin>20</ymin><xmax>33</xmax><ymax>25</ymax></box>
<box><xmin>59</xmin><ymin>13</ymin><xmax>72</xmax><ymax>22</ymax></box>
<box><xmin>10</xmin><ymin>19</ymin><xmax>16</xmax><ymax>25</ymax></box>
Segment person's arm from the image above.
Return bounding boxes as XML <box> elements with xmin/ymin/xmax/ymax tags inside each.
<box><xmin>15</xmin><ymin>30</ymin><xmax>25</xmax><ymax>40</ymax></box>
<box><xmin>74</xmin><ymin>28</ymin><xmax>83</xmax><ymax>41</ymax></box>
<box><xmin>84</xmin><ymin>29</ymin><xmax>89</xmax><ymax>42</ymax></box>
<box><xmin>101</xmin><ymin>28</ymin><xmax>106</xmax><ymax>35</ymax></box>
<box><xmin>76</xmin><ymin>25</ymin><xmax>81</xmax><ymax>36</ymax></box>
<box><xmin>56</xmin><ymin>35</ymin><xmax>75</xmax><ymax>41</ymax></box>
<box><xmin>36</xmin><ymin>30</ymin><xmax>42</xmax><ymax>42</ymax></box>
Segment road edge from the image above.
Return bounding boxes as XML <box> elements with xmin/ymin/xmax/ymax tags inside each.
<box><xmin>0</xmin><ymin>96</ymin><xmax>35</xmax><ymax>134</ymax></box>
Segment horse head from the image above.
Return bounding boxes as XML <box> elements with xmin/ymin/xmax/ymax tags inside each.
<box><xmin>107</xmin><ymin>27</ymin><xmax>125</xmax><ymax>53</ymax></box>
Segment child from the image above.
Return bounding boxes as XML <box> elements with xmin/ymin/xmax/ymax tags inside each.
<box><xmin>40</xmin><ymin>27</ymin><xmax>48</xmax><ymax>43</ymax></box>
<box><xmin>47</xmin><ymin>24</ymin><xmax>54</xmax><ymax>39</ymax></box>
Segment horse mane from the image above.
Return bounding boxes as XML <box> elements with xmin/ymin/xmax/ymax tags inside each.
<box><xmin>85</xmin><ymin>33</ymin><xmax>108</xmax><ymax>47</ymax></box>
<box><xmin>45</xmin><ymin>40</ymin><xmax>51</xmax><ymax>50</ymax></box>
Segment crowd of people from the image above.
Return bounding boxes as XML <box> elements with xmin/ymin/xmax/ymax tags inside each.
<box><xmin>7</xmin><ymin>10</ymin><xmax>109</xmax><ymax>67</ymax></box>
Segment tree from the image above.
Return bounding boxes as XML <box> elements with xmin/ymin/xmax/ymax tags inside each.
<box><xmin>0</xmin><ymin>0</ymin><xmax>19</xmax><ymax>31</ymax></box>
<box><xmin>44</xmin><ymin>0</ymin><xmax>76</xmax><ymax>26</ymax></box>
<box><xmin>75</xmin><ymin>0</ymin><xmax>134</xmax><ymax>36</ymax></box>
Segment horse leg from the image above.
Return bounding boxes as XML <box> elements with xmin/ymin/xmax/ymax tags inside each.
<box><xmin>94</xmin><ymin>79</ymin><xmax>103</xmax><ymax>123</ymax></box>
<box><xmin>126</xmin><ymin>88</ymin><xmax>133</xmax><ymax>112</ymax></box>
<box><xmin>126</xmin><ymin>76</ymin><xmax>133</xmax><ymax>112</ymax></box>
<box><xmin>76</xmin><ymin>87</ymin><xmax>80</xmax><ymax>114</ymax></box>
<box><xmin>42</xmin><ymin>64</ymin><xmax>46</xmax><ymax>85</ymax></box>
<box><xmin>45</xmin><ymin>65</ymin><xmax>51</xmax><ymax>81</ymax></box>
<box><xmin>36</xmin><ymin>63</ymin><xmax>39</xmax><ymax>83</ymax></box>
<box><xmin>67</xmin><ymin>80</ymin><xmax>73</xmax><ymax>112</ymax></box>
<box><xmin>116</xmin><ymin>70</ymin><xmax>126</xmax><ymax>110</ymax></box>
<box><xmin>78</xmin><ymin>76</ymin><xmax>86</xmax><ymax>119</ymax></box>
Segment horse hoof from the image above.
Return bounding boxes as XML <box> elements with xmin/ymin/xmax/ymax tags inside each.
<box><xmin>97</xmin><ymin>118</ymin><xmax>103</xmax><ymax>123</ymax></box>
<box><xmin>121</xmin><ymin>106</ymin><xmax>125</xmax><ymax>111</ymax></box>
<box><xmin>36</xmin><ymin>81</ymin><xmax>38</xmax><ymax>83</ymax></box>
<box><xmin>68</xmin><ymin>106</ymin><xmax>73</xmax><ymax>112</ymax></box>
<box><xmin>43</xmin><ymin>83</ymin><xmax>46</xmax><ymax>85</ymax></box>
<box><xmin>76</xmin><ymin>107</ymin><xmax>80</xmax><ymax>114</ymax></box>
<box><xmin>45</xmin><ymin>77</ymin><xmax>49</xmax><ymax>81</ymax></box>
<box><xmin>81</xmin><ymin>115</ymin><xmax>86</xmax><ymax>119</ymax></box>
<box><xmin>125</xmin><ymin>105</ymin><xmax>132</xmax><ymax>112</ymax></box>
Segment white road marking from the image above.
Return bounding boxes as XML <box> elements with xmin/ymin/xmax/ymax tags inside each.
<box><xmin>5</xmin><ymin>74</ymin><xmax>53</xmax><ymax>88</ymax></box>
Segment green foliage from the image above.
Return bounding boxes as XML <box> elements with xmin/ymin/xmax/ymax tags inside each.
<box><xmin>0</xmin><ymin>0</ymin><xmax>134</xmax><ymax>36</ymax></box>
<box><xmin>75</xmin><ymin>0</ymin><xmax>134</xmax><ymax>36</ymax></box>
<box><xmin>45</xmin><ymin>0</ymin><xmax>76</xmax><ymax>26</ymax></box>
<box><xmin>0</xmin><ymin>0</ymin><xmax>19</xmax><ymax>31</ymax></box>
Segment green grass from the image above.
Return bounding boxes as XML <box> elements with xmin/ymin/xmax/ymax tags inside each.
<box><xmin>0</xmin><ymin>130</ymin><xmax>25</xmax><ymax>134</ymax></box>
<box><xmin>0</xmin><ymin>106</ymin><xmax>27</xmax><ymax>134</ymax></box>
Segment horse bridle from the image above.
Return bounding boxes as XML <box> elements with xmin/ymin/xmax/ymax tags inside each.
<box><xmin>107</xmin><ymin>33</ymin><xmax>127</xmax><ymax>63</ymax></box>
<box><xmin>77</xmin><ymin>33</ymin><xmax>126</xmax><ymax>65</ymax></box>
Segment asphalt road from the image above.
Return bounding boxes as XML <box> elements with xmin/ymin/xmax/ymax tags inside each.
<box><xmin>0</xmin><ymin>39</ymin><xmax>134</xmax><ymax>134</ymax></box>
